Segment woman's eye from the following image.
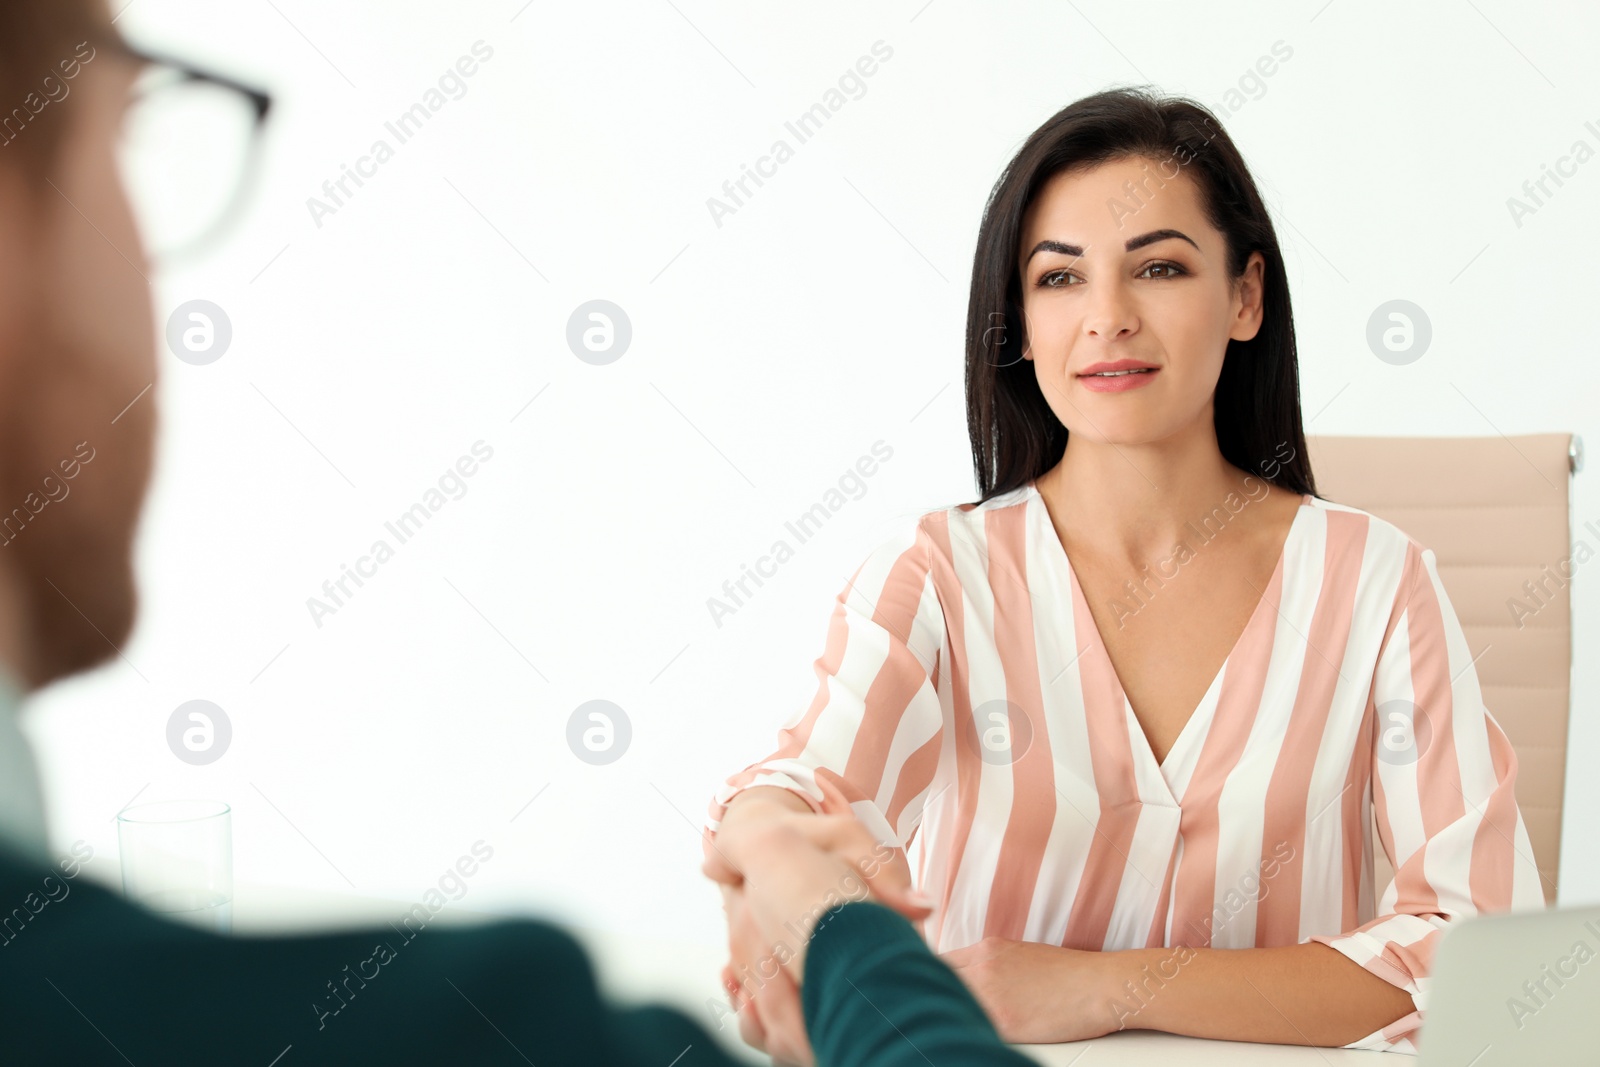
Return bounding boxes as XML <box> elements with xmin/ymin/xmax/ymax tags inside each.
<box><xmin>1036</xmin><ymin>261</ymin><xmax>1186</xmax><ymax>288</ymax></box>
<box><xmin>1142</xmin><ymin>261</ymin><xmax>1186</xmax><ymax>279</ymax></box>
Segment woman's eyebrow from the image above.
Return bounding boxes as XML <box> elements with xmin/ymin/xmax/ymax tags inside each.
<box><xmin>1024</xmin><ymin>228</ymin><xmax>1200</xmax><ymax>264</ymax></box>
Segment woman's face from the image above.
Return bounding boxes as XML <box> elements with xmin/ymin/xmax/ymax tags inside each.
<box><xmin>1014</xmin><ymin>155</ymin><xmax>1264</xmax><ymax>447</ymax></box>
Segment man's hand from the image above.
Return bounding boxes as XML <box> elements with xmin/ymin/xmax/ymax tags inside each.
<box><xmin>720</xmin><ymin>882</ymin><xmax>812</xmax><ymax>1066</ymax></box>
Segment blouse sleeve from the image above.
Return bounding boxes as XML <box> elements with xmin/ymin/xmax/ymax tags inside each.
<box><xmin>1304</xmin><ymin>539</ymin><xmax>1548</xmax><ymax>1054</ymax></box>
<box><xmin>702</xmin><ymin>516</ymin><xmax>948</xmax><ymax>857</ymax></box>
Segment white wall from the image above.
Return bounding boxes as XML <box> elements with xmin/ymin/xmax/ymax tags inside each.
<box><xmin>24</xmin><ymin>0</ymin><xmax>1598</xmax><ymax>1012</ymax></box>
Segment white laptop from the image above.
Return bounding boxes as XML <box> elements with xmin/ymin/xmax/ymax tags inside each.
<box><xmin>1419</xmin><ymin>903</ymin><xmax>1600</xmax><ymax>1064</ymax></box>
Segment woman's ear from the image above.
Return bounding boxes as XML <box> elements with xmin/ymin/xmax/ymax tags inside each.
<box><xmin>1229</xmin><ymin>250</ymin><xmax>1267</xmax><ymax>343</ymax></box>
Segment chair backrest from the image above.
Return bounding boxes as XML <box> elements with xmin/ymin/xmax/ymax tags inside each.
<box><xmin>1303</xmin><ymin>433</ymin><xmax>1578</xmax><ymax>906</ymax></box>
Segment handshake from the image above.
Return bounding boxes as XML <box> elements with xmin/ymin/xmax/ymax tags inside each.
<box><xmin>702</xmin><ymin>785</ymin><xmax>934</xmax><ymax>1067</ymax></box>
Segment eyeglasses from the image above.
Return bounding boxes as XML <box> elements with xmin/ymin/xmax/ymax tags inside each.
<box><xmin>111</xmin><ymin>38</ymin><xmax>273</xmax><ymax>264</ymax></box>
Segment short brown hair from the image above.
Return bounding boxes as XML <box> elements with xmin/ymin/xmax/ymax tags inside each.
<box><xmin>0</xmin><ymin>0</ymin><xmax>106</xmax><ymax>173</ymax></box>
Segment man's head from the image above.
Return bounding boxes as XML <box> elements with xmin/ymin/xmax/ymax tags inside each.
<box><xmin>0</xmin><ymin>0</ymin><xmax>159</xmax><ymax>691</ymax></box>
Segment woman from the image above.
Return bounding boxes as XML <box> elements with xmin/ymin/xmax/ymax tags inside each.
<box><xmin>704</xmin><ymin>85</ymin><xmax>1545</xmax><ymax>1058</ymax></box>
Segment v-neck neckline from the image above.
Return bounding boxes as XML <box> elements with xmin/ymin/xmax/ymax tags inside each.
<box><xmin>1028</xmin><ymin>479</ymin><xmax>1314</xmax><ymax>779</ymax></box>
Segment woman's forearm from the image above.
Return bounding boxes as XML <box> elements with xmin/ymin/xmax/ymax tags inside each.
<box><xmin>1101</xmin><ymin>940</ymin><xmax>1415</xmax><ymax>1047</ymax></box>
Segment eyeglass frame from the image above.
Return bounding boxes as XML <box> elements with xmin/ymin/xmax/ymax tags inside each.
<box><xmin>94</xmin><ymin>30</ymin><xmax>275</xmax><ymax>262</ymax></box>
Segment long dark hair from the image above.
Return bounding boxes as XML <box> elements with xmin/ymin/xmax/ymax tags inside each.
<box><xmin>964</xmin><ymin>85</ymin><xmax>1317</xmax><ymax>505</ymax></box>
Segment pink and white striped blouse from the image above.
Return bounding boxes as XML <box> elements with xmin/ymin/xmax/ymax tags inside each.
<box><xmin>704</xmin><ymin>478</ymin><xmax>1546</xmax><ymax>1054</ymax></box>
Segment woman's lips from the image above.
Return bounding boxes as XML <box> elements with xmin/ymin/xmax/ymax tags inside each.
<box><xmin>1078</xmin><ymin>367</ymin><xmax>1159</xmax><ymax>393</ymax></box>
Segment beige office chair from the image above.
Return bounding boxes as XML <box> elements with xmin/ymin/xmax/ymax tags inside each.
<box><xmin>1304</xmin><ymin>433</ymin><xmax>1580</xmax><ymax>907</ymax></box>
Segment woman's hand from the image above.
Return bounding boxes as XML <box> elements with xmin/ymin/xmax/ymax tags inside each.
<box><xmin>703</xmin><ymin>783</ymin><xmax>926</xmax><ymax>924</ymax></box>
<box><xmin>713</xmin><ymin>809</ymin><xmax>931</xmax><ymax>973</ymax></box>
<box><xmin>939</xmin><ymin>937</ymin><xmax>1118</xmax><ymax>1044</ymax></box>
<box><xmin>704</xmin><ymin>794</ymin><xmax>934</xmax><ymax>1062</ymax></box>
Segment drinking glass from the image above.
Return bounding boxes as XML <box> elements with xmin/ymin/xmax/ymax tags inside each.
<box><xmin>116</xmin><ymin>799</ymin><xmax>233</xmax><ymax>933</ymax></box>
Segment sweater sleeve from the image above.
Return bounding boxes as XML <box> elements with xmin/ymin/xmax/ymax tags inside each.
<box><xmin>703</xmin><ymin>516</ymin><xmax>948</xmax><ymax>853</ymax></box>
<box><xmin>0</xmin><ymin>842</ymin><xmax>753</xmax><ymax>1067</ymax></box>
<box><xmin>803</xmin><ymin>900</ymin><xmax>1038</xmax><ymax>1067</ymax></box>
<box><xmin>1303</xmin><ymin>540</ymin><xmax>1547</xmax><ymax>1054</ymax></box>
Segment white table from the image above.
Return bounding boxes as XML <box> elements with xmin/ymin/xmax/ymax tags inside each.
<box><xmin>1013</xmin><ymin>1032</ymin><xmax>1392</xmax><ymax>1064</ymax></box>
<box><xmin>229</xmin><ymin>882</ymin><xmax>1392</xmax><ymax>1065</ymax></box>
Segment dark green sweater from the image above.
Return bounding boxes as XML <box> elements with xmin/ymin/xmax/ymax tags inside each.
<box><xmin>0</xmin><ymin>843</ymin><xmax>1036</xmax><ymax>1065</ymax></box>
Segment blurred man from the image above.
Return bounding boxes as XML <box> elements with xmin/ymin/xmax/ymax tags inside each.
<box><xmin>0</xmin><ymin>3</ymin><xmax>1036</xmax><ymax>1064</ymax></box>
